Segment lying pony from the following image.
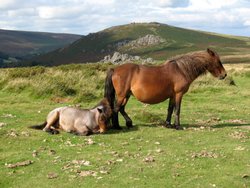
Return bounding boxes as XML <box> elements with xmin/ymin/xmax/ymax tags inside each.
<box><xmin>30</xmin><ymin>98</ymin><xmax>111</xmax><ymax>136</ymax></box>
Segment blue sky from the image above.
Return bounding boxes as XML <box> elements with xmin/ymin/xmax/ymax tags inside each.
<box><xmin>1</xmin><ymin>0</ymin><xmax>250</xmax><ymax>36</ymax></box>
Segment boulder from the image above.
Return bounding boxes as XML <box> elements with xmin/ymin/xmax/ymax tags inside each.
<box><xmin>101</xmin><ymin>51</ymin><xmax>154</xmax><ymax>64</ymax></box>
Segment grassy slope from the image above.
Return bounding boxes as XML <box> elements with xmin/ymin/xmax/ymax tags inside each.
<box><xmin>0</xmin><ymin>63</ymin><xmax>249</xmax><ymax>187</ymax></box>
<box><xmin>0</xmin><ymin>29</ymin><xmax>81</xmax><ymax>57</ymax></box>
<box><xmin>31</xmin><ymin>23</ymin><xmax>250</xmax><ymax>65</ymax></box>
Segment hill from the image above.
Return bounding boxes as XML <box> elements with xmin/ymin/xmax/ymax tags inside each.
<box><xmin>29</xmin><ymin>22</ymin><xmax>250</xmax><ymax>66</ymax></box>
<box><xmin>0</xmin><ymin>29</ymin><xmax>81</xmax><ymax>67</ymax></box>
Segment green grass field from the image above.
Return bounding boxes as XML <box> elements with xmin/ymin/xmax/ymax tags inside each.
<box><xmin>0</xmin><ymin>63</ymin><xmax>250</xmax><ymax>187</ymax></box>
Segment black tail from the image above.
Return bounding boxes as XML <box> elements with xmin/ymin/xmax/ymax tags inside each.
<box><xmin>29</xmin><ymin>122</ymin><xmax>47</xmax><ymax>130</ymax></box>
<box><xmin>104</xmin><ymin>68</ymin><xmax>115</xmax><ymax>111</ymax></box>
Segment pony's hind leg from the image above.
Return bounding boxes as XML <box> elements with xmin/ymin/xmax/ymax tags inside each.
<box><xmin>43</xmin><ymin>111</ymin><xmax>60</xmax><ymax>134</ymax></box>
<box><xmin>120</xmin><ymin>106</ymin><xmax>133</xmax><ymax>128</ymax></box>
<box><xmin>165</xmin><ymin>97</ymin><xmax>175</xmax><ymax>128</ymax></box>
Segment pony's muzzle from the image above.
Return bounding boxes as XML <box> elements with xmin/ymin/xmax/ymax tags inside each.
<box><xmin>219</xmin><ymin>73</ymin><xmax>227</xmax><ymax>80</ymax></box>
<box><xmin>99</xmin><ymin>128</ymin><xmax>106</xmax><ymax>133</ymax></box>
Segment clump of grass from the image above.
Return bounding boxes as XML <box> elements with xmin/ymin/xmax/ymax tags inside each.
<box><xmin>7</xmin><ymin>66</ymin><xmax>46</xmax><ymax>78</ymax></box>
<box><xmin>0</xmin><ymin>63</ymin><xmax>112</xmax><ymax>102</ymax></box>
<box><xmin>243</xmin><ymin>70</ymin><xmax>250</xmax><ymax>78</ymax></box>
<box><xmin>3</xmin><ymin>78</ymin><xmax>31</xmax><ymax>93</ymax></box>
<box><xmin>189</xmin><ymin>74</ymin><xmax>236</xmax><ymax>93</ymax></box>
<box><xmin>74</xmin><ymin>91</ymin><xmax>98</xmax><ymax>103</ymax></box>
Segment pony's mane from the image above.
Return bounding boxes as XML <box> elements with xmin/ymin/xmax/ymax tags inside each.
<box><xmin>95</xmin><ymin>98</ymin><xmax>112</xmax><ymax>118</ymax></box>
<box><xmin>169</xmin><ymin>51</ymin><xmax>211</xmax><ymax>81</ymax></box>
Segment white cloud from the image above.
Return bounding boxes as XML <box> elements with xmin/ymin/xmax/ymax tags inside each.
<box><xmin>37</xmin><ymin>6</ymin><xmax>84</xmax><ymax>19</ymax></box>
<box><xmin>7</xmin><ymin>8</ymin><xmax>35</xmax><ymax>17</ymax></box>
<box><xmin>244</xmin><ymin>20</ymin><xmax>250</xmax><ymax>26</ymax></box>
<box><xmin>188</xmin><ymin>0</ymin><xmax>238</xmax><ymax>10</ymax></box>
<box><xmin>0</xmin><ymin>0</ymin><xmax>18</xmax><ymax>9</ymax></box>
<box><xmin>0</xmin><ymin>0</ymin><xmax>250</xmax><ymax>36</ymax></box>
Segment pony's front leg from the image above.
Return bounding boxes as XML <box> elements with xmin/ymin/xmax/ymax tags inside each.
<box><xmin>74</xmin><ymin>125</ymin><xmax>90</xmax><ymax>136</ymax></box>
<box><xmin>112</xmin><ymin>110</ymin><xmax>122</xmax><ymax>130</ymax></box>
<box><xmin>111</xmin><ymin>96</ymin><xmax>126</xmax><ymax>130</ymax></box>
<box><xmin>173</xmin><ymin>93</ymin><xmax>183</xmax><ymax>130</ymax></box>
<box><xmin>165</xmin><ymin>97</ymin><xmax>175</xmax><ymax>128</ymax></box>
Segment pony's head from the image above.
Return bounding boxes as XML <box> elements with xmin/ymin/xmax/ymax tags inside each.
<box><xmin>96</xmin><ymin>98</ymin><xmax>112</xmax><ymax>133</ymax></box>
<box><xmin>206</xmin><ymin>48</ymin><xmax>227</xmax><ymax>80</ymax></box>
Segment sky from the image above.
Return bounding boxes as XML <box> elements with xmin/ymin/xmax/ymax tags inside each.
<box><xmin>1</xmin><ymin>0</ymin><xmax>250</xmax><ymax>36</ymax></box>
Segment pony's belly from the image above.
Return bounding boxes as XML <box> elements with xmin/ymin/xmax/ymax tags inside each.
<box><xmin>59</xmin><ymin>121</ymin><xmax>74</xmax><ymax>132</ymax></box>
<box><xmin>59</xmin><ymin>115</ymin><xmax>78</xmax><ymax>131</ymax></box>
<box><xmin>132</xmin><ymin>89</ymin><xmax>170</xmax><ymax>104</ymax></box>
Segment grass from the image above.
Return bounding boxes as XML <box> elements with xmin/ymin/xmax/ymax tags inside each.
<box><xmin>0</xmin><ymin>63</ymin><xmax>250</xmax><ymax>188</ymax></box>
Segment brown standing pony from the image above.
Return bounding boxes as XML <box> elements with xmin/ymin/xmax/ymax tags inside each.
<box><xmin>104</xmin><ymin>49</ymin><xmax>227</xmax><ymax>130</ymax></box>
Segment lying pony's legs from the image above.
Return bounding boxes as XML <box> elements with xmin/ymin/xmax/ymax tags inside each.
<box><xmin>43</xmin><ymin>110</ymin><xmax>60</xmax><ymax>134</ymax></box>
<box><xmin>74</xmin><ymin>121</ymin><xmax>90</xmax><ymax>136</ymax></box>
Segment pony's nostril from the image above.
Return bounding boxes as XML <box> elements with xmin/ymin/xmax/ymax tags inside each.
<box><xmin>225</xmin><ymin>73</ymin><xmax>227</xmax><ymax>77</ymax></box>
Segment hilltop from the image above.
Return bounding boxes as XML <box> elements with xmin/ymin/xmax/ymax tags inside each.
<box><xmin>29</xmin><ymin>22</ymin><xmax>250</xmax><ymax>66</ymax></box>
<box><xmin>0</xmin><ymin>29</ymin><xmax>81</xmax><ymax>67</ymax></box>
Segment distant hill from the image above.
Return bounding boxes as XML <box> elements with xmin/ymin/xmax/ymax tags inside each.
<box><xmin>16</xmin><ymin>23</ymin><xmax>250</xmax><ymax>66</ymax></box>
<box><xmin>0</xmin><ymin>29</ymin><xmax>81</xmax><ymax>67</ymax></box>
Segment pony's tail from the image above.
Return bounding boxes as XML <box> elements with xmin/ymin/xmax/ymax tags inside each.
<box><xmin>104</xmin><ymin>68</ymin><xmax>115</xmax><ymax>112</ymax></box>
<box><xmin>29</xmin><ymin>122</ymin><xmax>47</xmax><ymax>130</ymax></box>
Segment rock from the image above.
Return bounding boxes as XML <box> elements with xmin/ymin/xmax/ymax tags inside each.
<box><xmin>121</xmin><ymin>53</ymin><xmax>130</xmax><ymax>61</ymax></box>
<box><xmin>1</xmin><ymin>114</ymin><xmax>16</xmax><ymax>118</ymax></box>
<box><xmin>79</xmin><ymin>170</ymin><xmax>97</xmax><ymax>177</ymax></box>
<box><xmin>101</xmin><ymin>51</ymin><xmax>154</xmax><ymax>64</ymax></box>
<box><xmin>134</xmin><ymin>56</ymin><xmax>141</xmax><ymax>61</ymax></box>
<box><xmin>0</xmin><ymin>122</ymin><xmax>7</xmax><ymax>127</ymax></box>
<box><xmin>47</xmin><ymin>172</ymin><xmax>58</xmax><ymax>179</ymax></box>
<box><xmin>143</xmin><ymin>156</ymin><xmax>155</xmax><ymax>163</ymax></box>
<box><xmin>110</xmin><ymin>52</ymin><xmax>122</xmax><ymax>63</ymax></box>
<box><xmin>145</xmin><ymin>58</ymin><xmax>153</xmax><ymax>63</ymax></box>
<box><xmin>104</xmin><ymin>55</ymin><xmax>111</xmax><ymax>61</ymax></box>
<box><xmin>6</xmin><ymin>160</ymin><xmax>33</xmax><ymax>168</ymax></box>
<box><xmin>127</xmin><ymin>34</ymin><xmax>165</xmax><ymax>47</ymax></box>
<box><xmin>85</xmin><ymin>138</ymin><xmax>95</xmax><ymax>145</ymax></box>
<box><xmin>115</xmin><ymin>35</ymin><xmax>165</xmax><ymax>49</ymax></box>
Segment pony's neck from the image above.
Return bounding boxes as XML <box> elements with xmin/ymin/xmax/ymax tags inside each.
<box><xmin>175</xmin><ymin>54</ymin><xmax>210</xmax><ymax>82</ymax></box>
<box><xmin>189</xmin><ymin>60</ymin><xmax>208</xmax><ymax>81</ymax></box>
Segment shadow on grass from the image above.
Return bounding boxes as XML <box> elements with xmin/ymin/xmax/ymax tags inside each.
<box><xmin>137</xmin><ymin>122</ymin><xmax>250</xmax><ymax>130</ymax></box>
<box><xmin>104</xmin><ymin>121</ymin><xmax>250</xmax><ymax>134</ymax></box>
<box><xmin>180</xmin><ymin>123</ymin><xmax>250</xmax><ymax>129</ymax></box>
<box><xmin>105</xmin><ymin>125</ymin><xmax>139</xmax><ymax>135</ymax></box>
<box><xmin>212</xmin><ymin>123</ymin><xmax>250</xmax><ymax>129</ymax></box>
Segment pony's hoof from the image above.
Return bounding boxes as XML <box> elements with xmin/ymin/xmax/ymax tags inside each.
<box><xmin>111</xmin><ymin>126</ymin><xmax>123</xmax><ymax>130</ymax></box>
<box><xmin>165</xmin><ymin>124</ymin><xmax>175</xmax><ymax>129</ymax></box>
<box><xmin>51</xmin><ymin>129</ymin><xmax>59</xmax><ymax>134</ymax></box>
<box><xmin>126</xmin><ymin>121</ymin><xmax>133</xmax><ymax>128</ymax></box>
<box><xmin>175</xmin><ymin>126</ymin><xmax>183</xmax><ymax>130</ymax></box>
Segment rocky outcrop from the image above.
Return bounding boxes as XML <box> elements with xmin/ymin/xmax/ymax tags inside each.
<box><xmin>128</xmin><ymin>34</ymin><xmax>165</xmax><ymax>47</ymax></box>
<box><xmin>115</xmin><ymin>34</ymin><xmax>165</xmax><ymax>49</ymax></box>
<box><xmin>101</xmin><ymin>51</ymin><xmax>154</xmax><ymax>64</ymax></box>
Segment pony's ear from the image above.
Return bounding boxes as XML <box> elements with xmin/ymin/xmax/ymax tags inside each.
<box><xmin>207</xmin><ymin>48</ymin><xmax>215</xmax><ymax>56</ymax></box>
<box><xmin>97</xmin><ymin>106</ymin><xmax>104</xmax><ymax>113</ymax></box>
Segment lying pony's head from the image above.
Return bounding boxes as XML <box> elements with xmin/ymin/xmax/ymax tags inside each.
<box><xmin>95</xmin><ymin>98</ymin><xmax>112</xmax><ymax>133</ymax></box>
